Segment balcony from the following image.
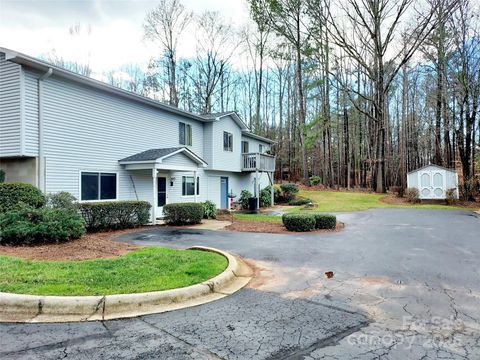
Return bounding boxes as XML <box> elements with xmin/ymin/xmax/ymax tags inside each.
<box><xmin>242</xmin><ymin>153</ymin><xmax>276</xmax><ymax>172</ymax></box>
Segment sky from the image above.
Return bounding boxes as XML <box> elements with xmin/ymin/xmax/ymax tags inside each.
<box><xmin>0</xmin><ymin>0</ymin><xmax>251</xmax><ymax>74</ymax></box>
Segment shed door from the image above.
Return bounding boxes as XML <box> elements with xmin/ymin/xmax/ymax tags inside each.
<box><xmin>419</xmin><ymin>170</ymin><xmax>445</xmax><ymax>199</ymax></box>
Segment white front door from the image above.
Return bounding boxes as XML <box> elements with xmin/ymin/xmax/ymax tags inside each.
<box><xmin>419</xmin><ymin>170</ymin><xmax>445</xmax><ymax>199</ymax></box>
<box><xmin>157</xmin><ymin>175</ymin><xmax>168</xmax><ymax>215</ymax></box>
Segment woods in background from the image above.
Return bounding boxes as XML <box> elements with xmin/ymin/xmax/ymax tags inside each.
<box><xmin>46</xmin><ymin>0</ymin><xmax>480</xmax><ymax>199</ymax></box>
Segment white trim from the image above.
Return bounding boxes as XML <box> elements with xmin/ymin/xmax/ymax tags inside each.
<box><xmin>78</xmin><ymin>170</ymin><xmax>119</xmax><ymax>202</ymax></box>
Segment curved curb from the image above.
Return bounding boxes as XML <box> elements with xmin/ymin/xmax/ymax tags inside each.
<box><xmin>0</xmin><ymin>247</ymin><xmax>253</xmax><ymax>323</ymax></box>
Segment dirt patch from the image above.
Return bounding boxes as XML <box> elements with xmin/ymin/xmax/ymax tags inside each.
<box><xmin>380</xmin><ymin>195</ymin><xmax>479</xmax><ymax>209</ymax></box>
<box><xmin>0</xmin><ymin>227</ymin><xmax>151</xmax><ymax>261</ymax></box>
<box><xmin>219</xmin><ymin>215</ymin><xmax>344</xmax><ymax>234</ymax></box>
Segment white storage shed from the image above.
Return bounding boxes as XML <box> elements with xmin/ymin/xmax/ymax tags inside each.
<box><xmin>407</xmin><ymin>164</ymin><xmax>459</xmax><ymax>200</ymax></box>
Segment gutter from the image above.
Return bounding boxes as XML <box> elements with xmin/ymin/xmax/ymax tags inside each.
<box><xmin>38</xmin><ymin>67</ymin><xmax>53</xmax><ymax>192</ymax></box>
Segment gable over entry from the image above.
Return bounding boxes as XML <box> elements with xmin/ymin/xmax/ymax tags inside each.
<box><xmin>119</xmin><ymin>147</ymin><xmax>207</xmax><ymax>222</ymax></box>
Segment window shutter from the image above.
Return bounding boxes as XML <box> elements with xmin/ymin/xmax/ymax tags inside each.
<box><xmin>179</xmin><ymin>123</ymin><xmax>185</xmax><ymax>145</ymax></box>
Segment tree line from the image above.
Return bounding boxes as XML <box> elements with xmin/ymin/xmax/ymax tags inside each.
<box><xmin>44</xmin><ymin>0</ymin><xmax>480</xmax><ymax>199</ymax></box>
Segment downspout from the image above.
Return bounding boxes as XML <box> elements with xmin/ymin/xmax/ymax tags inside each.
<box><xmin>38</xmin><ymin>68</ymin><xmax>53</xmax><ymax>192</ymax></box>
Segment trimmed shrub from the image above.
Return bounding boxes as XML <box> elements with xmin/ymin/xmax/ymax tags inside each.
<box><xmin>202</xmin><ymin>200</ymin><xmax>217</xmax><ymax>219</ymax></box>
<box><xmin>309</xmin><ymin>175</ymin><xmax>322</xmax><ymax>186</ymax></box>
<box><xmin>282</xmin><ymin>213</ymin><xmax>316</xmax><ymax>232</ymax></box>
<box><xmin>288</xmin><ymin>198</ymin><xmax>311</xmax><ymax>206</ymax></box>
<box><xmin>239</xmin><ymin>189</ymin><xmax>253</xmax><ymax>209</ymax></box>
<box><xmin>259</xmin><ymin>186</ymin><xmax>280</xmax><ymax>207</ymax></box>
<box><xmin>405</xmin><ymin>187</ymin><xmax>420</xmax><ymax>203</ymax></box>
<box><xmin>0</xmin><ymin>208</ymin><xmax>85</xmax><ymax>245</ymax></box>
<box><xmin>0</xmin><ymin>182</ymin><xmax>45</xmax><ymax>213</ymax></box>
<box><xmin>79</xmin><ymin>201</ymin><xmax>151</xmax><ymax>231</ymax></box>
<box><xmin>446</xmin><ymin>188</ymin><xmax>457</xmax><ymax>205</ymax></box>
<box><xmin>163</xmin><ymin>202</ymin><xmax>203</xmax><ymax>225</ymax></box>
<box><xmin>312</xmin><ymin>213</ymin><xmax>337</xmax><ymax>229</ymax></box>
<box><xmin>280</xmin><ymin>183</ymin><xmax>299</xmax><ymax>201</ymax></box>
<box><xmin>0</xmin><ymin>169</ymin><xmax>5</xmax><ymax>183</ymax></box>
<box><xmin>46</xmin><ymin>191</ymin><xmax>78</xmax><ymax>211</ymax></box>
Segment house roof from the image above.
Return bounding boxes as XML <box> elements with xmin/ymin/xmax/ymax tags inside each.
<box><xmin>1</xmin><ymin>47</ymin><xmax>275</xmax><ymax>145</ymax></box>
<box><xmin>118</xmin><ymin>147</ymin><xmax>207</xmax><ymax>166</ymax></box>
<box><xmin>407</xmin><ymin>164</ymin><xmax>457</xmax><ymax>174</ymax></box>
<box><xmin>241</xmin><ymin>131</ymin><xmax>276</xmax><ymax>144</ymax></box>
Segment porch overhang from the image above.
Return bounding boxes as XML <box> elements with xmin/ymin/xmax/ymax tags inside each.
<box><xmin>118</xmin><ymin>147</ymin><xmax>207</xmax><ymax>171</ymax></box>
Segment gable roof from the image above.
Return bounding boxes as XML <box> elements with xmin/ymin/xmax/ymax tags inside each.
<box><xmin>119</xmin><ymin>147</ymin><xmax>207</xmax><ymax>166</ymax></box>
<box><xmin>407</xmin><ymin>164</ymin><xmax>457</xmax><ymax>174</ymax></box>
<box><xmin>200</xmin><ymin>111</ymin><xmax>249</xmax><ymax>130</ymax></box>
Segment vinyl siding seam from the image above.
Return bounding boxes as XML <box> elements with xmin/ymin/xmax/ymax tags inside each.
<box><xmin>19</xmin><ymin>66</ymin><xmax>25</xmax><ymax>155</ymax></box>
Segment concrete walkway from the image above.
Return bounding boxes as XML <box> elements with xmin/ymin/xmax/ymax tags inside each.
<box><xmin>1</xmin><ymin>209</ymin><xmax>479</xmax><ymax>359</ymax></box>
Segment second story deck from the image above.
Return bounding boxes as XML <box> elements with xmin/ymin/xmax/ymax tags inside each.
<box><xmin>242</xmin><ymin>153</ymin><xmax>276</xmax><ymax>172</ymax></box>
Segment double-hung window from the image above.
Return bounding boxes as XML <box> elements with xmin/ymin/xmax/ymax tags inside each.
<box><xmin>241</xmin><ymin>141</ymin><xmax>249</xmax><ymax>153</ymax></box>
<box><xmin>182</xmin><ymin>176</ymin><xmax>200</xmax><ymax>196</ymax></box>
<box><xmin>259</xmin><ymin>144</ymin><xmax>265</xmax><ymax>153</ymax></box>
<box><xmin>223</xmin><ymin>131</ymin><xmax>233</xmax><ymax>151</ymax></box>
<box><xmin>81</xmin><ymin>172</ymin><xmax>117</xmax><ymax>201</ymax></box>
<box><xmin>179</xmin><ymin>122</ymin><xmax>192</xmax><ymax>146</ymax></box>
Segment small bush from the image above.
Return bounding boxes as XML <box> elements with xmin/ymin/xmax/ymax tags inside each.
<box><xmin>46</xmin><ymin>191</ymin><xmax>78</xmax><ymax>211</ymax></box>
<box><xmin>282</xmin><ymin>213</ymin><xmax>316</xmax><ymax>232</ymax></box>
<box><xmin>446</xmin><ymin>188</ymin><xmax>457</xmax><ymax>205</ymax></box>
<box><xmin>288</xmin><ymin>198</ymin><xmax>311</xmax><ymax>206</ymax></box>
<box><xmin>390</xmin><ymin>186</ymin><xmax>405</xmax><ymax>198</ymax></box>
<box><xmin>0</xmin><ymin>208</ymin><xmax>85</xmax><ymax>245</ymax></box>
<box><xmin>312</xmin><ymin>213</ymin><xmax>337</xmax><ymax>229</ymax></box>
<box><xmin>202</xmin><ymin>200</ymin><xmax>217</xmax><ymax>219</ymax></box>
<box><xmin>259</xmin><ymin>186</ymin><xmax>280</xmax><ymax>207</ymax></box>
<box><xmin>239</xmin><ymin>190</ymin><xmax>253</xmax><ymax>209</ymax></box>
<box><xmin>163</xmin><ymin>202</ymin><xmax>203</xmax><ymax>225</ymax></box>
<box><xmin>79</xmin><ymin>201</ymin><xmax>151</xmax><ymax>231</ymax></box>
<box><xmin>459</xmin><ymin>179</ymin><xmax>478</xmax><ymax>201</ymax></box>
<box><xmin>405</xmin><ymin>187</ymin><xmax>420</xmax><ymax>203</ymax></box>
<box><xmin>0</xmin><ymin>169</ymin><xmax>5</xmax><ymax>183</ymax></box>
<box><xmin>280</xmin><ymin>183</ymin><xmax>299</xmax><ymax>201</ymax></box>
<box><xmin>0</xmin><ymin>182</ymin><xmax>45</xmax><ymax>213</ymax></box>
<box><xmin>309</xmin><ymin>175</ymin><xmax>322</xmax><ymax>186</ymax></box>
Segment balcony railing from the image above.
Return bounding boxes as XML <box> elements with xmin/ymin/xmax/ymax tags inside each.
<box><xmin>242</xmin><ymin>153</ymin><xmax>276</xmax><ymax>172</ymax></box>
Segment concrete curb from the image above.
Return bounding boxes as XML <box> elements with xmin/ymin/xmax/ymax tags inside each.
<box><xmin>0</xmin><ymin>247</ymin><xmax>252</xmax><ymax>323</ymax></box>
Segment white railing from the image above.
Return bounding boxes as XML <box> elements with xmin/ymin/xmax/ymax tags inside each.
<box><xmin>242</xmin><ymin>153</ymin><xmax>276</xmax><ymax>172</ymax></box>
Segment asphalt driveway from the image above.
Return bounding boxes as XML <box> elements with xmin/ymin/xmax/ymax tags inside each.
<box><xmin>1</xmin><ymin>209</ymin><xmax>479</xmax><ymax>359</ymax></box>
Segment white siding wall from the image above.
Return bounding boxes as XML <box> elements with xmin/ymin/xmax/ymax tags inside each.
<box><xmin>210</xmin><ymin>115</ymin><xmax>242</xmax><ymax>172</ymax></box>
<box><xmin>0</xmin><ymin>58</ymin><xmax>22</xmax><ymax>157</ymax></box>
<box><xmin>24</xmin><ymin>70</ymin><xmax>39</xmax><ymax>156</ymax></box>
<box><xmin>203</xmin><ymin>122</ymin><xmax>213</xmax><ymax>166</ymax></box>
<box><xmin>36</xmin><ymin>74</ymin><xmax>203</xmax><ymax>199</ymax></box>
<box><xmin>241</xmin><ymin>136</ymin><xmax>270</xmax><ymax>154</ymax></box>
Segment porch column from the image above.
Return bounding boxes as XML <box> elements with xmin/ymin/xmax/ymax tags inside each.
<box><xmin>152</xmin><ymin>168</ymin><xmax>157</xmax><ymax>223</ymax></box>
<box><xmin>193</xmin><ymin>170</ymin><xmax>198</xmax><ymax>203</ymax></box>
<box><xmin>270</xmin><ymin>172</ymin><xmax>274</xmax><ymax>207</ymax></box>
<box><xmin>256</xmin><ymin>169</ymin><xmax>260</xmax><ymax>209</ymax></box>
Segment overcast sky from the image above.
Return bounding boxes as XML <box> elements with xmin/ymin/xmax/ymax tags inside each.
<box><xmin>0</xmin><ymin>0</ymin><xmax>251</xmax><ymax>73</ymax></box>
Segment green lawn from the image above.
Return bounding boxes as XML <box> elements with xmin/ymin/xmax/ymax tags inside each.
<box><xmin>292</xmin><ymin>190</ymin><xmax>467</xmax><ymax>212</ymax></box>
<box><xmin>0</xmin><ymin>247</ymin><xmax>227</xmax><ymax>296</ymax></box>
<box><xmin>233</xmin><ymin>213</ymin><xmax>282</xmax><ymax>223</ymax></box>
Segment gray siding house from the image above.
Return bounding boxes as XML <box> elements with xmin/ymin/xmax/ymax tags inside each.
<box><xmin>0</xmin><ymin>48</ymin><xmax>275</xmax><ymax>221</ymax></box>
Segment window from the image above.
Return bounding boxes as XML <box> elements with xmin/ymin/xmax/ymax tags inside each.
<box><xmin>179</xmin><ymin>122</ymin><xmax>192</xmax><ymax>146</ymax></box>
<box><xmin>81</xmin><ymin>172</ymin><xmax>117</xmax><ymax>201</ymax></box>
<box><xmin>182</xmin><ymin>176</ymin><xmax>200</xmax><ymax>196</ymax></box>
<box><xmin>223</xmin><ymin>131</ymin><xmax>233</xmax><ymax>151</ymax></box>
<box><xmin>242</xmin><ymin>141</ymin><xmax>249</xmax><ymax>153</ymax></box>
<box><xmin>259</xmin><ymin>144</ymin><xmax>265</xmax><ymax>153</ymax></box>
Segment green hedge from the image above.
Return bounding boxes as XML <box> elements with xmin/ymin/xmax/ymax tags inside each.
<box><xmin>312</xmin><ymin>213</ymin><xmax>337</xmax><ymax>229</ymax></box>
<box><xmin>79</xmin><ymin>201</ymin><xmax>151</xmax><ymax>231</ymax></box>
<box><xmin>0</xmin><ymin>208</ymin><xmax>85</xmax><ymax>245</ymax></box>
<box><xmin>0</xmin><ymin>182</ymin><xmax>45</xmax><ymax>213</ymax></box>
<box><xmin>163</xmin><ymin>202</ymin><xmax>203</xmax><ymax>225</ymax></box>
<box><xmin>288</xmin><ymin>198</ymin><xmax>311</xmax><ymax>206</ymax></box>
<box><xmin>202</xmin><ymin>200</ymin><xmax>217</xmax><ymax>219</ymax></box>
<box><xmin>239</xmin><ymin>190</ymin><xmax>253</xmax><ymax>209</ymax></box>
<box><xmin>282</xmin><ymin>213</ymin><xmax>316</xmax><ymax>232</ymax></box>
<box><xmin>280</xmin><ymin>183</ymin><xmax>299</xmax><ymax>201</ymax></box>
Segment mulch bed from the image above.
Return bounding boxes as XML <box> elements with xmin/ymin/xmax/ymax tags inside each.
<box><xmin>0</xmin><ymin>227</ymin><xmax>152</xmax><ymax>261</ymax></box>
<box><xmin>380</xmin><ymin>195</ymin><xmax>479</xmax><ymax>209</ymax></box>
<box><xmin>220</xmin><ymin>216</ymin><xmax>344</xmax><ymax>234</ymax></box>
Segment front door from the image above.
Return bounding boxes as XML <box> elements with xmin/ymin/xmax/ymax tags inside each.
<box><xmin>157</xmin><ymin>176</ymin><xmax>167</xmax><ymax>215</ymax></box>
<box><xmin>220</xmin><ymin>177</ymin><xmax>229</xmax><ymax>209</ymax></box>
<box><xmin>419</xmin><ymin>170</ymin><xmax>445</xmax><ymax>199</ymax></box>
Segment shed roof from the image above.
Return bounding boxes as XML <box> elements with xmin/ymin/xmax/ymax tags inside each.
<box><xmin>407</xmin><ymin>164</ymin><xmax>457</xmax><ymax>174</ymax></box>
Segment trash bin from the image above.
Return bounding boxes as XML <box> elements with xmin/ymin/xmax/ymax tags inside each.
<box><xmin>248</xmin><ymin>197</ymin><xmax>258</xmax><ymax>213</ymax></box>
